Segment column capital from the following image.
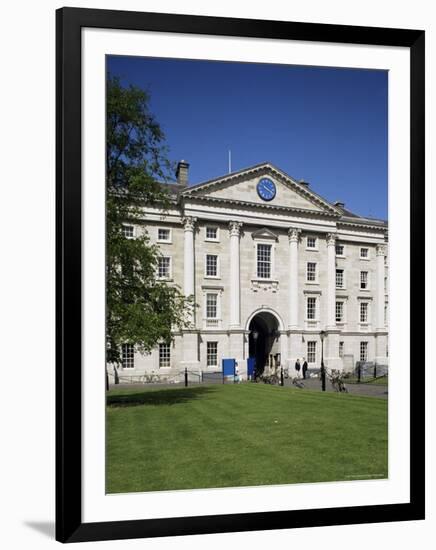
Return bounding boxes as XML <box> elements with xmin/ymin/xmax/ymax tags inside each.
<box><xmin>182</xmin><ymin>216</ymin><xmax>197</xmax><ymax>232</ymax></box>
<box><xmin>229</xmin><ymin>220</ymin><xmax>243</xmax><ymax>237</ymax></box>
<box><xmin>288</xmin><ymin>227</ymin><xmax>301</xmax><ymax>243</ymax></box>
<box><xmin>326</xmin><ymin>233</ymin><xmax>337</xmax><ymax>246</ymax></box>
<box><xmin>376</xmin><ymin>244</ymin><xmax>387</xmax><ymax>257</ymax></box>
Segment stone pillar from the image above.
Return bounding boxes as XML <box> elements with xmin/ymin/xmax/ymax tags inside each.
<box><xmin>325</xmin><ymin>233</ymin><xmax>342</xmax><ymax>370</ymax></box>
<box><xmin>376</xmin><ymin>244</ymin><xmax>386</xmax><ymax>330</ymax></box>
<box><xmin>229</xmin><ymin>221</ymin><xmax>242</xmax><ymax>328</ymax></box>
<box><xmin>181</xmin><ymin>216</ymin><xmax>199</xmax><ymax>370</ymax></box>
<box><xmin>326</xmin><ymin>233</ymin><xmax>337</xmax><ymax>329</ymax></box>
<box><xmin>183</xmin><ymin>216</ymin><xmax>196</xmax><ymax>299</ymax></box>
<box><xmin>375</xmin><ymin>244</ymin><xmax>388</xmax><ymax>365</ymax></box>
<box><xmin>288</xmin><ymin>227</ymin><xmax>301</xmax><ymax>329</ymax></box>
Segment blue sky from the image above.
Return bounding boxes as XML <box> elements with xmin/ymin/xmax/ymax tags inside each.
<box><xmin>108</xmin><ymin>56</ymin><xmax>388</xmax><ymax>220</ymax></box>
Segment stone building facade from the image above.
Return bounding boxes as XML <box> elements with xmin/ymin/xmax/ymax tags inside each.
<box><xmin>112</xmin><ymin>161</ymin><xmax>388</xmax><ymax>381</ymax></box>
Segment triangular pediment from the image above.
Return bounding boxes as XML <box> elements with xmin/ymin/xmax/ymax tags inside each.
<box><xmin>251</xmin><ymin>228</ymin><xmax>278</xmax><ymax>241</ymax></box>
<box><xmin>182</xmin><ymin>163</ymin><xmax>340</xmax><ymax>216</ymax></box>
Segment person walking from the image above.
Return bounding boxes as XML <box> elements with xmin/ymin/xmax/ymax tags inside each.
<box><xmin>295</xmin><ymin>358</ymin><xmax>301</xmax><ymax>378</ymax></box>
<box><xmin>302</xmin><ymin>358</ymin><xmax>308</xmax><ymax>379</ymax></box>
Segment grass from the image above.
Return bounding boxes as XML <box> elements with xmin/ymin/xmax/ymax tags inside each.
<box><xmin>106</xmin><ymin>383</ymin><xmax>388</xmax><ymax>494</ymax></box>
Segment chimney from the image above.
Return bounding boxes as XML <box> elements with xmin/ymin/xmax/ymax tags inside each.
<box><xmin>334</xmin><ymin>201</ymin><xmax>345</xmax><ymax>209</ymax></box>
<box><xmin>176</xmin><ymin>160</ymin><xmax>189</xmax><ymax>187</ymax></box>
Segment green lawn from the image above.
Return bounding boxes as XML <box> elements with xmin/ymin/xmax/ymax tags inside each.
<box><xmin>106</xmin><ymin>383</ymin><xmax>388</xmax><ymax>493</ymax></box>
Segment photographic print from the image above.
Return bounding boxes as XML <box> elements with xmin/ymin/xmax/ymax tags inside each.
<box><xmin>105</xmin><ymin>56</ymin><xmax>389</xmax><ymax>494</ymax></box>
<box><xmin>56</xmin><ymin>7</ymin><xmax>424</xmax><ymax>542</ymax></box>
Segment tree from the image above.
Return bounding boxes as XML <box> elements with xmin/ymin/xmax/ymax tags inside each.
<box><xmin>106</xmin><ymin>75</ymin><xmax>194</xmax><ymax>365</ymax></box>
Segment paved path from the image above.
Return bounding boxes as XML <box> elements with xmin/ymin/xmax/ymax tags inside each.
<box><xmin>283</xmin><ymin>377</ymin><xmax>388</xmax><ymax>399</ymax></box>
<box><xmin>110</xmin><ymin>378</ymin><xmax>388</xmax><ymax>399</ymax></box>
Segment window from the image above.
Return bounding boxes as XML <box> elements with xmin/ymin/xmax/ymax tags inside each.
<box><xmin>207</xmin><ymin>342</ymin><xmax>218</xmax><ymax>367</ymax></box>
<box><xmin>306</xmin><ymin>262</ymin><xmax>317</xmax><ymax>282</ymax></box>
<box><xmin>307</xmin><ymin>341</ymin><xmax>316</xmax><ymax>363</ymax></box>
<box><xmin>360</xmin><ymin>247</ymin><xmax>369</xmax><ymax>259</ymax></box>
<box><xmin>336</xmin><ymin>269</ymin><xmax>344</xmax><ymax>288</ymax></box>
<box><xmin>360</xmin><ymin>302</ymin><xmax>369</xmax><ymax>323</ymax></box>
<box><xmin>159</xmin><ymin>343</ymin><xmax>171</xmax><ymax>368</ymax></box>
<box><xmin>336</xmin><ymin>244</ymin><xmax>344</xmax><ymax>256</ymax></box>
<box><xmin>205</xmin><ymin>254</ymin><xmax>218</xmax><ymax>277</ymax></box>
<box><xmin>307</xmin><ymin>236</ymin><xmax>317</xmax><ymax>249</ymax></box>
<box><xmin>257</xmin><ymin>244</ymin><xmax>272</xmax><ymax>278</ymax></box>
<box><xmin>360</xmin><ymin>271</ymin><xmax>369</xmax><ymax>289</ymax></box>
<box><xmin>158</xmin><ymin>256</ymin><xmax>171</xmax><ymax>279</ymax></box>
<box><xmin>335</xmin><ymin>301</ymin><xmax>344</xmax><ymax>323</ymax></box>
<box><xmin>206</xmin><ymin>293</ymin><xmax>218</xmax><ymax>319</ymax></box>
<box><xmin>122</xmin><ymin>225</ymin><xmax>134</xmax><ymax>238</ymax></box>
<box><xmin>360</xmin><ymin>341</ymin><xmax>368</xmax><ymax>362</ymax></box>
<box><xmin>339</xmin><ymin>341</ymin><xmax>344</xmax><ymax>357</ymax></box>
<box><xmin>121</xmin><ymin>343</ymin><xmax>134</xmax><ymax>369</ymax></box>
<box><xmin>307</xmin><ymin>297</ymin><xmax>316</xmax><ymax>320</ymax></box>
<box><xmin>157</xmin><ymin>228</ymin><xmax>171</xmax><ymax>242</ymax></box>
<box><xmin>206</xmin><ymin>226</ymin><xmax>218</xmax><ymax>241</ymax></box>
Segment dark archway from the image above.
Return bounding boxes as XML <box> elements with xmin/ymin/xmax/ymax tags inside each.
<box><xmin>248</xmin><ymin>311</ymin><xmax>280</xmax><ymax>376</ymax></box>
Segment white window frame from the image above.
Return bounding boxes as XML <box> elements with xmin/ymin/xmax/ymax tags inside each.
<box><xmin>158</xmin><ymin>343</ymin><xmax>171</xmax><ymax>369</ymax></box>
<box><xmin>335</xmin><ymin>300</ymin><xmax>345</xmax><ymax>323</ymax></box>
<box><xmin>335</xmin><ymin>268</ymin><xmax>345</xmax><ymax>289</ymax></box>
<box><xmin>157</xmin><ymin>255</ymin><xmax>172</xmax><ymax>280</ymax></box>
<box><xmin>256</xmin><ymin>242</ymin><xmax>274</xmax><ymax>279</ymax></box>
<box><xmin>121</xmin><ymin>343</ymin><xmax>134</xmax><ymax>369</ymax></box>
<box><xmin>157</xmin><ymin>227</ymin><xmax>172</xmax><ymax>243</ymax></box>
<box><xmin>122</xmin><ymin>224</ymin><xmax>134</xmax><ymax>239</ymax></box>
<box><xmin>204</xmin><ymin>254</ymin><xmax>220</xmax><ymax>279</ymax></box>
<box><xmin>205</xmin><ymin>292</ymin><xmax>220</xmax><ymax>320</ymax></box>
<box><xmin>306</xmin><ymin>236</ymin><xmax>318</xmax><ymax>250</ymax></box>
<box><xmin>360</xmin><ymin>341</ymin><xmax>369</xmax><ymax>362</ymax></box>
<box><xmin>205</xmin><ymin>226</ymin><xmax>219</xmax><ymax>242</ymax></box>
<box><xmin>335</xmin><ymin>243</ymin><xmax>345</xmax><ymax>257</ymax></box>
<box><xmin>360</xmin><ymin>247</ymin><xmax>370</xmax><ymax>260</ymax></box>
<box><xmin>306</xmin><ymin>296</ymin><xmax>318</xmax><ymax>321</ymax></box>
<box><xmin>307</xmin><ymin>341</ymin><xmax>317</xmax><ymax>364</ymax></box>
<box><xmin>206</xmin><ymin>341</ymin><xmax>218</xmax><ymax>368</ymax></box>
<box><xmin>359</xmin><ymin>301</ymin><xmax>370</xmax><ymax>324</ymax></box>
<box><xmin>360</xmin><ymin>270</ymin><xmax>370</xmax><ymax>290</ymax></box>
<box><xmin>306</xmin><ymin>261</ymin><xmax>318</xmax><ymax>283</ymax></box>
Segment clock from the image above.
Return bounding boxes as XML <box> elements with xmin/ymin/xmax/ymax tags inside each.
<box><xmin>257</xmin><ymin>177</ymin><xmax>276</xmax><ymax>201</ymax></box>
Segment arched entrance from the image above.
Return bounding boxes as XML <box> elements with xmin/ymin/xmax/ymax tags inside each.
<box><xmin>248</xmin><ymin>310</ymin><xmax>281</xmax><ymax>377</ymax></box>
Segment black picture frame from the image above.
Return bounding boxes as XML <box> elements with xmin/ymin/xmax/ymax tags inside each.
<box><xmin>56</xmin><ymin>7</ymin><xmax>425</xmax><ymax>543</ymax></box>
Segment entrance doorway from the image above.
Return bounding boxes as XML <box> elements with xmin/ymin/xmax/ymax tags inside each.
<box><xmin>248</xmin><ymin>311</ymin><xmax>280</xmax><ymax>377</ymax></box>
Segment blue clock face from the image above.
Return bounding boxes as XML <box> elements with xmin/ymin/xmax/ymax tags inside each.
<box><xmin>257</xmin><ymin>178</ymin><xmax>276</xmax><ymax>201</ymax></box>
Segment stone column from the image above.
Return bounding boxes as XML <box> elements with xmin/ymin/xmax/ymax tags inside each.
<box><xmin>325</xmin><ymin>233</ymin><xmax>342</xmax><ymax>370</ymax></box>
<box><xmin>376</xmin><ymin>244</ymin><xmax>386</xmax><ymax>331</ymax></box>
<box><xmin>229</xmin><ymin>221</ymin><xmax>242</xmax><ymax>328</ymax></box>
<box><xmin>287</xmin><ymin>227</ymin><xmax>302</xmax><ymax>372</ymax></box>
<box><xmin>288</xmin><ymin>227</ymin><xmax>301</xmax><ymax>330</ymax></box>
<box><xmin>181</xmin><ymin>216</ymin><xmax>199</xmax><ymax>370</ymax></box>
<box><xmin>375</xmin><ymin>244</ymin><xmax>388</xmax><ymax>365</ymax></box>
<box><xmin>326</xmin><ymin>233</ymin><xmax>337</xmax><ymax>329</ymax></box>
<box><xmin>183</xmin><ymin>216</ymin><xmax>196</xmax><ymax>299</ymax></box>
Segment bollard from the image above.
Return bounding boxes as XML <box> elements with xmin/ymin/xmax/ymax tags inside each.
<box><xmin>374</xmin><ymin>364</ymin><xmax>377</xmax><ymax>379</ymax></box>
<box><xmin>357</xmin><ymin>364</ymin><xmax>361</xmax><ymax>384</ymax></box>
<box><xmin>184</xmin><ymin>367</ymin><xmax>188</xmax><ymax>387</ymax></box>
<box><xmin>280</xmin><ymin>367</ymin><xmax>284</xmax><ymax>387</ymax></box>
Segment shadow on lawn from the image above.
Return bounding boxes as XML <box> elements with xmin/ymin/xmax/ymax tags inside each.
<box><xmin>107</xmin><ymin>386</ymin><xmax>219</xmax><ymax>408</ymax></box>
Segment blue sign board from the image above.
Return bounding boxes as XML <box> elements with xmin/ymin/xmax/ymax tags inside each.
<box><xmin>222</xmin><ymin>358</ymin><xmax>236</xmax><ymax>377</ymax></box>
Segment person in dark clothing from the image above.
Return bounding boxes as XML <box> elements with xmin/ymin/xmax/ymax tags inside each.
<box><xmin>295</xmin><ymin>358</ymin><xmax>301</xmax><ymax>378</ymax></box>
<box><xmin>302</xmin><ymin>358</ymin><xmax>308</xmax><ymax>379</ymax></box>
